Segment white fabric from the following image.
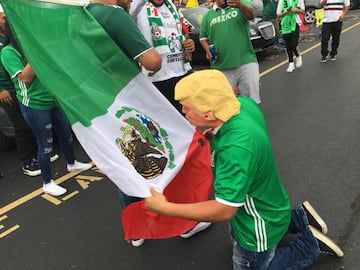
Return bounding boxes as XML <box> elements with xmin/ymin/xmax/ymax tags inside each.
<box><xmin>133</xmin><ymin>2</ymin><xmax>191</xmax><ymax>82</ymax></box>
<box><xmin>73</xmin><ymin>74</ymin><xmax>195</xmax><ymax>198</ymax></box>
<box><xmin>321</xmin><ymin>0</ymin><xmax>350</xmax><ymax>23</ymax></box>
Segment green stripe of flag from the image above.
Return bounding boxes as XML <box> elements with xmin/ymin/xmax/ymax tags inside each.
<box><xmin>2</xmin><ymin>0</ymin><xmax>139</xmax><ymax>126</ymax></box>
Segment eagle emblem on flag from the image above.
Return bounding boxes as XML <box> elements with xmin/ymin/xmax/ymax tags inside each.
<box><xmin>115</xmin><ymin>106</ymin><xmax>175</xmax><ymax>179</ymax></box>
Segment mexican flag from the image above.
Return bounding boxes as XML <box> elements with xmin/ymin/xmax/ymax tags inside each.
<box><xmin>1</xmin><ymin>0</ymin><xmax>212</xmax><ymax>240</ymax></box>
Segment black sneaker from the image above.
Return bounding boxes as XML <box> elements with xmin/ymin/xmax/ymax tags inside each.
<box><xmin>329</xmin><ymin>55</ymin><xmax>336</xmax><ymax>61</ymax></box>
<box><xmin>22</xmin><ymin>160</ymin><xmax>41</xmax><ymax>177</ymax></box>
<box><xmin>302</xmin><ymin>201</ymin><xmax>328</xmax><ymax>234</ymax></box>
<box><xmin>308</xmin><ymin>225</ymin><xmax>344</xmax><ymax>257</ymax></box>
<box><xmin>320</xmin><ymin>56</ymin><xmax>327</xmax><ymax>63</ymax></box>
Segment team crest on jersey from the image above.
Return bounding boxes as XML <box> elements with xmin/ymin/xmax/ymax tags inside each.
<box><xmin>115</xmin><ymin>106</ymin><xmax>175</xmax><ymax>179</ymax></box>
<box><xmin>150</xmin><ymin>22</ymin><xmax>162</xmax><ymax>40</ymax></box>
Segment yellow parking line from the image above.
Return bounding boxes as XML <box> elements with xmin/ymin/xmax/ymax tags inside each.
<box><xmin>260</xmin><ymin>21</ymin><xmax>360</xmax><ymax>78</ymax></box>
<box><xmin>0</xmin><ymin>225</ymin><xmax>20</xmax><ymax>238</ymax></box>
<box><xmin>0</xmin><ymin>164</ymin><xmax>94</xmax><ymax>216</ymax></box>
<box><xmin>62</xmin><ymin>190</ymin><xmax>80</xmax><ymax>201</ymax></box>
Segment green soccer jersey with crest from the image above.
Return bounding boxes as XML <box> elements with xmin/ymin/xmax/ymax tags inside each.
<box><xmin>211</xmin><ymin>96</ymin><xmax>291</xmax><ymax>252</ymax></box>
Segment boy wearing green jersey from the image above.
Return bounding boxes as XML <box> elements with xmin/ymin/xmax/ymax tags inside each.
<box><xmin>145</xmin><ymin>70</ymin><xmax>344</xmax><ymax>269</ymax></box>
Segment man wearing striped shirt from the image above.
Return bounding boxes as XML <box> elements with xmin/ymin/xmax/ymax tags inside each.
<box><xmin>320</xmin><ymin>0</ymin><xmax>350</xmax><ymax>62</ymax></box>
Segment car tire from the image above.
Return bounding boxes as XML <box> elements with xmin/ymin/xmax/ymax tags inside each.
<box><xmin>304</xmin><ymin>8</ymin><xmax>316</xmax><ymax>24</ymax></box>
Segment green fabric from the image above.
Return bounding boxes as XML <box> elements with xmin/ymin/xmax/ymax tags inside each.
<box><xmin>1</xmin><ymin>44</ymin><xmax>56</xmax><ymax>109</ymax></box>
<box><xmin>263</xmin><ymin>0</ymin><xmax>278</xmax><ymax>21</ymax></box>
<box><xmin>199</xmin><ymin>4</ymin><xmax>257</xmax><ymax>70</ymax></box>
<box><xmin>211</xmin><ymin>96</ymin><xmax>291</xmax><ymax>252</ymax></box>
<box><xmin>0</xmin><ymin>35</ymin><xmax>15</xmax><ymax>93</ymax></box>
<box><xmin>281</xmin><ymin>0</ymin><xmax>298</xmax><ymax>34</ymax></box>
<box><xmin>1</xmin><ymin>0</ymin><xmax>141</xmax><ymax>126</ymax></box>
<box><xmin>87</xmin><ymin>3</ymin><xmax>151</xmax><ymax>63</ymax></box>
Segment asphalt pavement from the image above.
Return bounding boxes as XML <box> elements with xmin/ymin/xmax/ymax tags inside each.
<box><xmin>1</xmin><ymin>9</ymin><xmax>360</xmax><ymax>270</ymax></box>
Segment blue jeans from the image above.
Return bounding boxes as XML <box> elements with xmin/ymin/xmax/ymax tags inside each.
<box><xmin>20</xmin><ymin>104</ymin><xmax>75</xmax><ymax>184</ymax></box>
<box><xmin>118</xmin><ymin>189</ymin><xmax>143</xmax><ymax>209</ymax></box>
<box><xmin>232</xmin><ymin>205</ymin><xmax>320</xmax><ymax>270</ymax></box>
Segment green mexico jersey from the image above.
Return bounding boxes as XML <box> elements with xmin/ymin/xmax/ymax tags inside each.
<box><xmin>211</xmin><ymin>96</ymin><xmax>291</xmax><ymax>252</ymax></box>
<box><xmin>200</xmin><ymin>4</ymin><xmax>257</xmax><ymax>70</ymax></box>
<box><xmin>1</xmin><ymin>45</ymin><xmax>55</xmax><ymax>110</ymax></box>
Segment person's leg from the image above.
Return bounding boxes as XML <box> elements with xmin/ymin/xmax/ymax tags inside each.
<box><xmin>118</xmin><ymin>189</ymin><xmax>143</xmax><ymax>209</ymax></box>
<box><xmin>292</xmin><ymin>25</ymin><xmax>300</xmax><ymax>57</ymax></box>
<box><xmin>51</xmin><ymin>107</ymin><xmax>75</xmax><ymax>164</ymax></box>
<box><xmin>19</xmin><ymin>104</ymin><xmax>53</xmax><ymax>184</ymax></box>
<box><xmin>231</xmin><ymin>231</ymin><xmax>276</xmax><ymax>270</ymax></box>
<box><xmin>0</xmin><ymin>94</ymin><xmax>37</xmax><ymax>163</ymax></box>
<box><xmin>283</xmin><ymin>33</ymin><xmax>294</xmax><ymax>62</ymax></box>
<box><xmin>321</xmin><ymin>23</ymin><xmax>331</xmax><ymax>59</ymax></box>
<box><xmin>51</xmin><ymin>107</ymin><xmax>92</xmax><ymax>172</ymax></box>
<box><xmin>267</xmin><ymin>205</ymin><xmax>329</xmax><ymax>270</ymax></box>
<box><xmin>330</xmin><ymin>22</ymin><xmax>343</xmax><ymax>57</ymax></box>
<box><xmin>235</xmin><ymin>63</ymin><xmax>261</xmax><ymax>104</ymax></box>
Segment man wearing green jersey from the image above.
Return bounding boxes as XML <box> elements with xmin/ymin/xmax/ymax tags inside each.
<box><xmin>145</xmin><ymin>70</ymin><xmax>344</xmax><ymax>269</ymax></box>
<box><xmin>199</xmin><ymin>0</ymin><xmax>260</xmax><ymax>104</ymax></box>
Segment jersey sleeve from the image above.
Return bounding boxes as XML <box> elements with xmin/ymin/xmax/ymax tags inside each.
<box><xmin>0</xmin><ymin>46</ymin><xmax>24</xmax><ymax>79</ymax></box>
<box><xmin>199</xmin><ymin>12</ymin><xmax>209</xmax><ymax>40</ymax></box>
<box><xmin>105</xmin><ymin>8</ymin><xmax>152</xmax><ymax>60</ymax></box>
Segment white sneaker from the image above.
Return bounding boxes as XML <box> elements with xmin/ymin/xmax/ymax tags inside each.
<box><xmin>180</xmin><ymin>222</ymin><xmax>211</xmax><ymax>239</ymax></box>
<box><xmin>67</xmin><ymin>160</ymin><xmax>92</xmax><ymax>172</ymax></box>
<box><xmin>131</xmin><ymin>239</ymin><xmax>145</xmax><ymax>247</ymax></box>
<box><xmin>286</xmin><ymin>62</ymin><xmax>295</xmax><ymax>72</ymax></box>
<box><xmin>295</xmin><ymin>56</ymin><xmax>302</xmax><ymax>68</ymax></box>
<box><xmin>43</xmin><ymin>180</ymin><xmax>67</xmax><ymax>196</ymax></box>
<box><xmin>50</xmin><ymin>154</ymin><xmax>59</xmax><ymax>163</ymax></box>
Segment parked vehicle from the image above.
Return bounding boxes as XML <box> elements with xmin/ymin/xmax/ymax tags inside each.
<box><xmin>350</xmin><ymin>0</ymin><xmax>360</xmax><ymax>9</ymax></box>
<box><xmin>0</xmin><ymin>107</ymin><xmax>15</xmax><ymax>151</ymax></box>
<box><xmin>181</xmin><ymin>6</ymin><xmax>275</xmax><ymax>64</ymax></box>
<box><xmin>304</xmin><ymin>0</ymin><xmax>322</xmax><ymax>24</ymax></box>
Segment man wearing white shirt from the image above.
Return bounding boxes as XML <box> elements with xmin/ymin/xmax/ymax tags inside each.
<box><xmin>319</xmin><ymin>0</ymin><xmax>350</xmax><ymax>62</ymax></box>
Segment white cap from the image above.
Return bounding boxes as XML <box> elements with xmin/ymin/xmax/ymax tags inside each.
<box><xmin>0</xmin><ymin>4</ymin><xmax>4</xmax><ymax>14</ymax></box>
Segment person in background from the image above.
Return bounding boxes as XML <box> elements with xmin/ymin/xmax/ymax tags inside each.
<box><xmin>145</xmin><ymin>69</ymin><xmax>344</xmax><ymax>270</ymax></box>
<box><xmin>180</xmin><ymin>0</ymin><xmax>199</xmax><ymax>8</ymax></box>
<box><xmin>263</xmin><ymin>0</ymin><xmax>282</xmax><ymax>46</ymax></box>
<box><xmin>173</xmin><ymin>0</ymin><xmax>181</xmax><ymax>9</ymax></box>
<box><xmin>319</xmin><ymin>0</ymin><xmax>350</xmax><ymax>62</ymax></box>
<box><xmin>130</xmin><ymin>0</ymin><xmax>195</xmax><ymax>113</ymax></box>
<box><xmin>199</xmin><ymin>0</ymin><xmax>261</xmax><ymax>104</ymax></box>
<box><xmin>277</xmin><ymin>0</ymin><xmax>305</xmax><ymax>72</ymax></box>
<box><xmin>1</xmin><ymin>20</ymin><xmax>92</xmax><ymax>197</ymax></box>
<box><xmin>116</xmin><ymin>0</ymin><xmax>133</xmax><ymax>11</ymax></box>
<box><xmin>0</xmin><ymin>5</ymin><xmax>59</xmax><ymax>177</ymax></box>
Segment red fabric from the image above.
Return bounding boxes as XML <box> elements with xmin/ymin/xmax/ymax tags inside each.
<box><xmin>299</xmin><ymin>14</ymin><xmax>310</xmax><ymax>32</ymax></box>
<box><xmin>121</xmin><ymin>129</ymin><xmax>213</xmax><ymax>241</ymax></box>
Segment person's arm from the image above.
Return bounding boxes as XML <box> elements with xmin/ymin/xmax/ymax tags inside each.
<box><xmin>339</xmin><ymin>5</ymin><xmax>350</xmax><ymax>22</ymax></box>
<box><xmin>227</xmin><ymin>0</ymin><xmax>254</xmax><ymax>20</ymax></box>
<box><xmin>200</xmin><ymin>38</ymin><xmax>212</xmax><ymax>61</ymax></box>
<box><xmin>145</xmin><ymin>187</ymin><xmax>238</xmax><ymax>222</ymax></box>
<box><xmin>319</xmin><ymin>0</ymin><xmax>327</xmax><ymax>6</ymax></box>
<box><xmin>0</xmin><ymin>89</ymin><xmax>14</xmax><ymax>105</ymax></box>
<box><xmin>137</xmin><ymin>48</ymin><xmax>162</xmax><ymax>74</ymax></box>
<box><xmin>16</xmin><ymin>63</ymin><xmax>35</xmax><ymax>83</ymax></box>
<box><xmin>288</xmin><ymin>6</ymin><xmax>305</xmax><ymax>15</ymax></box>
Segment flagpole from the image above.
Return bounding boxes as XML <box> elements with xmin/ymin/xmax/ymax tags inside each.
<box><xmin>34</xmin><ymin>0</ymin><xmax>90</xmax><ymax>6</ymax></box>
